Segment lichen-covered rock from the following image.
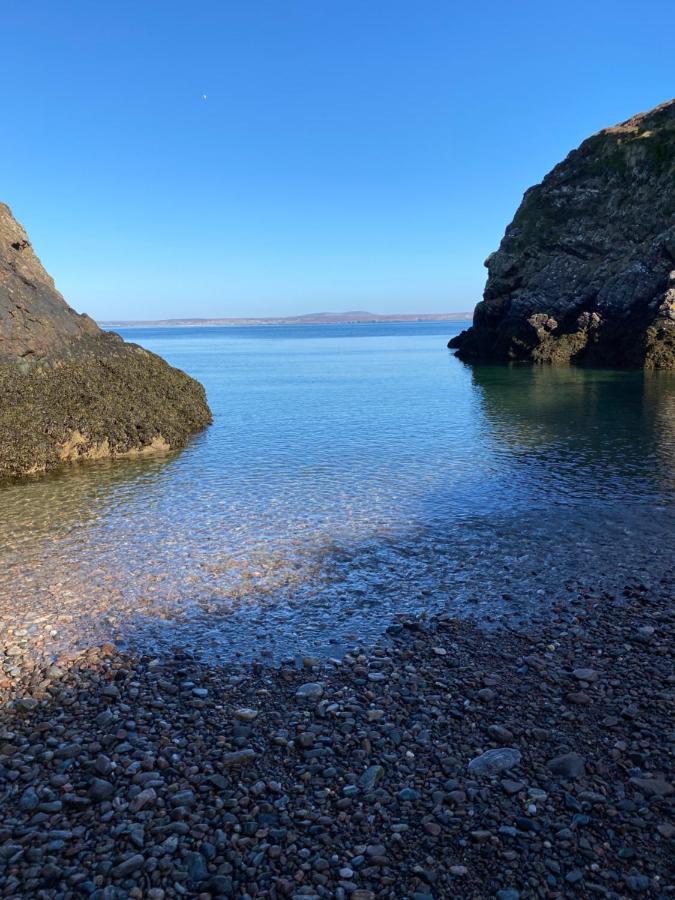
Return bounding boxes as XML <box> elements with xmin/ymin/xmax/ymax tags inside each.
<box><xmin>450</xmin><ymin>99</ymin><xmax>675</xmax><ymax>368</ymax></box>
<box><xmin>0</xmin><ymin>203</ymin><xmax>212</xmax><ymax>478</ymax></box>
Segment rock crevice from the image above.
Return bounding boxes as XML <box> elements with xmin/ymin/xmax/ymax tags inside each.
<box><xmin>450</xmin><ymin>99</ymin><xmax>675</xmax><ymax>368</ymax></box>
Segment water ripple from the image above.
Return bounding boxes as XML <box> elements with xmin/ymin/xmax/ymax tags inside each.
<box><xmin>1</xmin><ymin>323</ymin><xmax>673</xmax><ymax>662</ymax></box>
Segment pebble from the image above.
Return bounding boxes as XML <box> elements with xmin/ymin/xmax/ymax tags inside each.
<box><xmin>295</xmin><ymin>682</ymin><xmax>324</xmax><ymax>699</ymax></box>
<box><xmin>477</xmin><ymin>687</ymin><xmax>496</xmax><ymax>702</ymax></box>
<box><xmin>19</xmin><ymin>786</ymin><xmax>39</xmax><ymax>811</ymax></box>
<box><xmin>130</xmin><ymin>787</ymin><xmax>157</xmax><ymax>811</ymax></box>
<box><xmin>547</xmin><ymin>752</ymin><xmax>586</xmax><ymax>778</ymax></box>
<box><xmin>468</xmin><ymin>747</ymin><xmax>522</xmax><ymax>776</ymax></box>
<box><xmin>358</xmin><ymin>764</ymin><xmax>384</xmax><ymax>791</ymax></box>
<box><xmin>487</xmin><ymin>724</ymin><xmax>514</xmax><ymax>743</ymax></box>
<box><xmin>572</xmin><ymin>667</ymin><xmax>598</xmax><ymax>682</ymax></box>
<box><xmin>111</xmin><ymin>854</ymin><xmax>144</xmax><ymax>877</ymax></box>
<box><xmin>221</xmin><ymin>748</ymin><xmax>257</xmax><ymax>766</ymax></box>
<box><xmin>501</xmin><ymin>779</ymin><xmax>525</xmax><ymax>796</ymax></box>
<box><xmin>89</xmin><ymin>778</ymin><xmax>115</xmax><ymax>801</ymax></box>
<box><xmin>398</xmin><ymin>787</ymin><xmax>421</xmax><ymax>801</ymax></box>
<box><xmin>629</xmin><ymin>775</ymin><xmax>673</xmax><ymax>797</ymax></box>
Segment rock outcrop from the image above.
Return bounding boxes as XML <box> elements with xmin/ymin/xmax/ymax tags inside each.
<box><xmin>449</xmin><ymin>99</ymin><xmax>675</xmax><ymax>368</ymax></box>
<box><xmin>0</xmin><ymin>203</ymin><xmax>212</xmax><ymax>478</ymax></box>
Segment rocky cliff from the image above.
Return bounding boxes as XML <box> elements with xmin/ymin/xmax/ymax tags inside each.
<box><xmin>449</xmin><ymin>99</ymin><xmax>675</xmax><ymax>368</ymax></box>
<box><xmin>0</xmin><ymin>203</ymin><xmax>212</xmax><ymax>478</ymax></box>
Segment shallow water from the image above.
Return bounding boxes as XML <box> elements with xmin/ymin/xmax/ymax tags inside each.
<box><xmin>1</xmin><ymin>322</ymin><xmax>673</xmax><ymax>662</ymax></box>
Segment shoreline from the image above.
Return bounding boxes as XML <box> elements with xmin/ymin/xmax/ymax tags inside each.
<box><xmin>1</xmin><ymin>582</ymin><xmax>672</xmax><ymax>898</ymax></box>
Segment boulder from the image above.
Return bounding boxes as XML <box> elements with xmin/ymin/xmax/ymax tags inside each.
<box><xmin>0</xmin><ymin>202</ymin><xmax>211</xmax><ymax>477</ymax></box>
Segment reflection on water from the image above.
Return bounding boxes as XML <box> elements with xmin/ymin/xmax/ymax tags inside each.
<box><xmin>0</xmin><ymin>322</ymin><xmax>673</xmax><ymax>663</ymax></box>
<box><xmin>471</xmin><ymin>365</ymin><xmax>675</xmax><ymax>503</ymax></box>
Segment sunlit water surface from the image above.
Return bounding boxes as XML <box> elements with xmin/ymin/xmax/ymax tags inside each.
<box><xmin>1</xmin><ymin>322</ymin><xmax>673</xmax><ymax>662</ymax></box>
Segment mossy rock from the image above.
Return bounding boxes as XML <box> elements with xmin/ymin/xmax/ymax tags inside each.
<box><xmin>1</xmin><ymin>202</ymin><xmax>212</xmax><ymax>479</ymax></box>
<box><xmin>0</xmin><ymin>340</ymin><xmax>212</xmax><ymax>479</ymax></box>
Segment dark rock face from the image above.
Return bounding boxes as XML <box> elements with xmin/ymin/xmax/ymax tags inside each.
<box><xmin>450</xmin><ymin>100</ymin><xmax>675</xmax><ymax>368</ymax></box>
<box><xmin>0</xmin><ymin>203</ymin><xmax>102</xmax><ymax>361</ymax></box>
<box><xmin>0</xmin><ymin>203</ymin><xmax>212</xmax><ymax>477</ymax></box>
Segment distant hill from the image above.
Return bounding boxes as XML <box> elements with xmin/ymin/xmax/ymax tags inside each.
<box><xmin>101</xmin><ymin>311</ymin><xmax>472</xmax><ymax>328</ymax></box>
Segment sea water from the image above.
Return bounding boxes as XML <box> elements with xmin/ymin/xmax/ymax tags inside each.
<box><xmin>1</xmin><ymin>322</ymin><xmax>673</xmax><ymax>661</ymax></box>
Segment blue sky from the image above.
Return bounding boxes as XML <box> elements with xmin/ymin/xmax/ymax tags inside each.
<box><xmin>2</xmin><ymin>1</ymin><xmax>672</xmax><ymax>320</ymax></box>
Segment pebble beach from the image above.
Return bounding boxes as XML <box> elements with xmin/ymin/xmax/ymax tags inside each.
<box><xmin>1</xmin><ymin>578</ymin><xmax>672</xmax><ymax>899</ymax></box>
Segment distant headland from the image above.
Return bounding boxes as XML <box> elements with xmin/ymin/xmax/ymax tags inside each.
<box><xmin>101</xmin><ymin>311</ymin><xmax>472</xmax><ymax>328</ymax></box>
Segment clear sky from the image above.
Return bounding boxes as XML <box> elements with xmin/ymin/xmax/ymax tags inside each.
<box><xmin>2</xmin><ymin>1</ymin><xmax>672</xmax><ymax>320</ymax></box>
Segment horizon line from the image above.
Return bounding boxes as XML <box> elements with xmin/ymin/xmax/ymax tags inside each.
<box><xmin>100</xmin><ymin>310</ymin><xmax>473</xmax><ymax>327</ymax></box>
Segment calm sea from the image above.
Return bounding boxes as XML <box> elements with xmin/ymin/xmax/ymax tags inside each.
<box><xmin>1</xmin><ymin>321</ymin><xmax>673</xmax><ymax>662</ymax></box>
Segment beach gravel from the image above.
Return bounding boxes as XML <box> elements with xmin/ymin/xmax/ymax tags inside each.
<box><xmin>0</xmin><ymin>581</ymin><xmax>673</xmax><ymax>898</ymax></box>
